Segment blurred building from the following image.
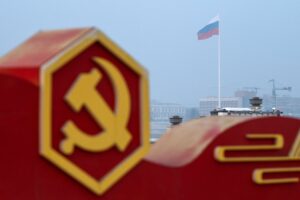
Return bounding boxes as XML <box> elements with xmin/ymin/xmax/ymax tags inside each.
<box><xmin>150</xmin><ymin>100</ymin><xmax>186</xmax><ymax>139</ymax></box>
<box><xmin>151</xmin><ymin>101</ymin><xmax>186</xmax><ymax>121</ymax></box>
<box><xmin>199</xmin><ymin>97</ymin><xmax>242</xmax><ymax>116</ymax></box>
<box><xmin>262</xmin><ymin>95</ymin><xmax>300</xmax><ymax>117</ymax></box>
<box><xmin>234</xmin><ymin>90</ymin><xmax>256</xmax><ymax>107</ymax></box>
<box><xmin>185</xmin><ymin>107</ymin><xmax>200</xmax><ymax>120</ymax></box>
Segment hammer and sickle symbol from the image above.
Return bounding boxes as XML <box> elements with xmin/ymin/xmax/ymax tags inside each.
<box><xmin>60</xmin><ymin>57</ymin><xmax>132</xmax><ymax>155</ymax></box>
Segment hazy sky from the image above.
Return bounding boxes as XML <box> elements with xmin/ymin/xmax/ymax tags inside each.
<box><xmin>1</xmin><ymin>0</ymin><xmax>300</xmax><ymax>106</ymax></box>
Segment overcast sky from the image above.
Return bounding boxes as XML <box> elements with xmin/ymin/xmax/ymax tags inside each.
<box><xmin>1</xmin><ymin>0</ymin><xmax>300</xmax><ymax>106</ymax></box>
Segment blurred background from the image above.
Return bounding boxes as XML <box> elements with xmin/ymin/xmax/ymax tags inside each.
<box><xmin>1</xmin><ymin>0</ymin><xmax>300</xmax><ymax>137</ymax></box>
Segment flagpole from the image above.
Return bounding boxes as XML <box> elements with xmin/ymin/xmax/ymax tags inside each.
<box><xmin>197</xmin><ymin>15</ymin><xmax>221</xmax><ymax>108</ymax></box>
<box><xmin>218</xmin><ymin>17</ymin><xmax>221</xmax><ymax>108</ymax></box>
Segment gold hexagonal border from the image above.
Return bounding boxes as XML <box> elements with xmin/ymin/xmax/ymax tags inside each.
<box><xmin>40</xmin><ymin>28</ymin><xmax>150</xmax><ymax>195</ymax></box>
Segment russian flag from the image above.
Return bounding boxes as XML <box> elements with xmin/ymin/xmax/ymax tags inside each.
<box><xmin>197</xmin><ymin>16</ymin><xmax>219</xmax><ymax>40</ymax></box>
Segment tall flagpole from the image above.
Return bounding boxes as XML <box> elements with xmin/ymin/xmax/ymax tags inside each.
<box><xmin>218</xmin><ymin>16</ymin><xmax>221</xmax><ymax>108</ymax></box>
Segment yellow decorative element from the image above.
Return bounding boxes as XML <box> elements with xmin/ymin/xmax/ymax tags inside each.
<box><xmin>40</xmin><ymin>28</ymin><xmax>150</xmax><ymax>196</ymax></box>
<box><xmin>214</xmin><ymin>130</ymin><xmax>300</xmax><ymax>186</ymax></box>
<box><xmin>60</xmin><ymin>58</ymin><xmax>132</xmax><ymax>155</ymax></box>
<box><xmin>253</xmin><ymin>167</ymin><xmax>300</xmax><ymax>184</ymax></box>
<box><xmin>289</xmin><ymin>130</ymin><xmax>300</xmax><ymax>157</ymax></box>
<box><xmin>214</xmin><ymin>134</ymin><xmax>287</xmax><ymax>162</ymax></box>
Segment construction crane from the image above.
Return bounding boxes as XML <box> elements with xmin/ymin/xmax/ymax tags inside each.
<box><xmin>269</xmin><ymin>79</ymin><xmax>292</xmax><ymax>109</ymax></box>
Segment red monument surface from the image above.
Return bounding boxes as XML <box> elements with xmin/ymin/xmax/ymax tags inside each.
<box><xmin>0</xmin><ymin>28</ymin><xmax>300</xmax><ymax>200</ymax></box>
